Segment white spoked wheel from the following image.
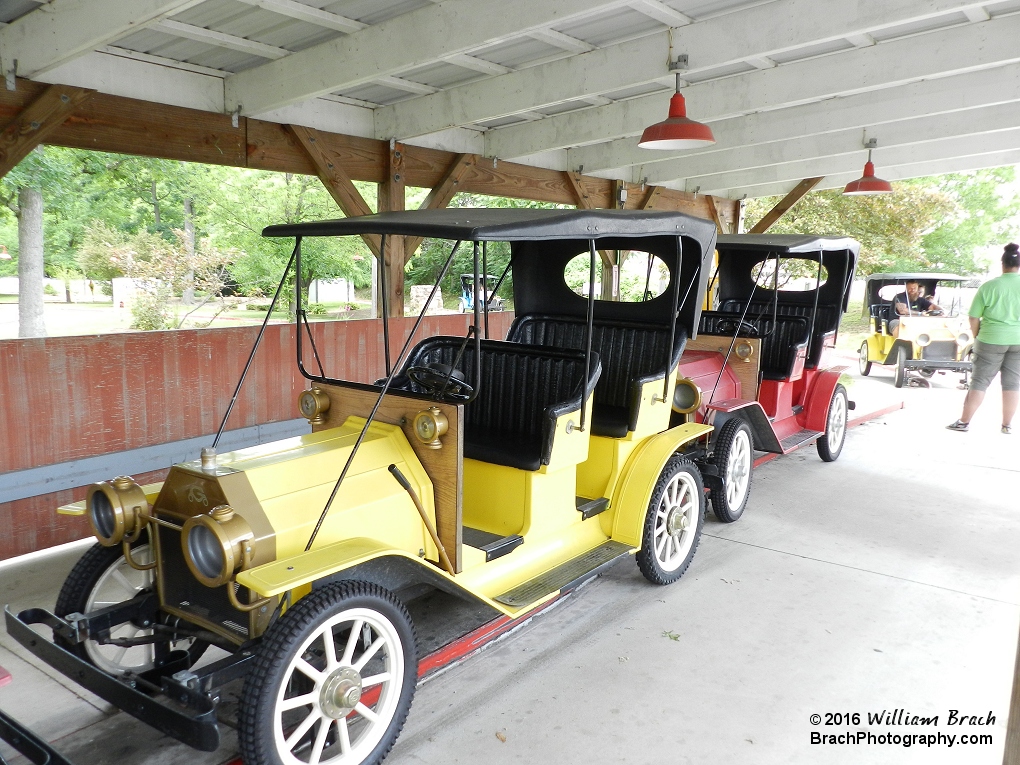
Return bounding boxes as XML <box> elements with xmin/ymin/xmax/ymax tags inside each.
<box><xmin>240</xmin><ymin>581</ymin><xmax>417</xmax><ymax>765</ymax></box>
<box><xmin>817</xmin><ymin>383</ymin><xmax>848</xmax><ymax>462</ymax></box>
<box><xmin>54</xmin><ymin>540</ymin><xmax>203</xmax><ymax>675</ymax></box>
<box><xmin>709</xmin><ymin>419</ymin><xmax>754</xmax><ymax>523</ymax></box>
<box><xmin>83</xmin><ymin>544</ymin><xmax>156</xmax><ymax>674</ymax></box>
<box><xmin>636</xmin><ymin>457</ymin><xmax>705</xmax><ymax>585</ymax></box>
<box><xmin>859</xmin><ymin>341</ymin><xmax>872</xmax><ymax>376</ymax></box>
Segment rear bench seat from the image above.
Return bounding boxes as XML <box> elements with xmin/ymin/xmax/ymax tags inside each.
<box><xmin>719</xmin><ymin>301</ymin><xmax>838</xmax><ymax>369</ymax></box>
<box><xmin>399</xmin><ymin>337</ymin><xmax>601</xmax><ymax>471</ymax></box>
<box><xmin>507</xmin><ymin>315</ymin><xmax>686</xmax><ymax>438</ymax></box>
<box><xmin>698</xmin><ymin>311</ymin><xmax>810</xmax><ymax>381</ymax></box>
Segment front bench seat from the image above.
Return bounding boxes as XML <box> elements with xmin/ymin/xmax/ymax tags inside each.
<box><xmin>507</xmin><ymin>315</ymin><xmax>686</xmax><ymax>438</ymax></box>
<box><xmin>399</xmin><ymin>337</ymin><xmax>601</xmax><ymax>471</ymax></box>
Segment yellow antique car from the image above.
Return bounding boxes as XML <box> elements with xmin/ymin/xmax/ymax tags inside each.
<box><xmin>7</xmin><ymin>208</ymin><xmax>721</xmax><ymax>765</ymax></box>
<box><xmin>859</xmin><ymin>272</ymin><xmax>973</xmax><ymax>388</ymax></box>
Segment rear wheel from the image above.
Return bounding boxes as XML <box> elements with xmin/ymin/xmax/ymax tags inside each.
<box><xmin>707</xmin><ymin>420</ymin><xmax>753</xmax><ymax>523</ymax></box>
<box><xmin>893</xmin><ymin>346</ymin><xmax>907</xmax><ymax>388</ymax></box>
<box><xmin>816</xmin><ymin>384</ymin><xmax>848</xmax><ymax>462</ymax></box>
<box><xmin>858</xmin><ymin>341</ymin><xmax>872</xmax><ymax>376</ymax></box>
<box><xmin>54</xmin><ymin>539</ymin><xmax>206</xmax><ymax>675</ymax></box>
<box><xmin>239</xmin><ymin>581</ymin><xmax>417</xmax><ymax>765</ymax></box>
<box><xmin>636</xmin><ymin>457</ymin><xmax>705</xmax><ymax>585</ymax></box>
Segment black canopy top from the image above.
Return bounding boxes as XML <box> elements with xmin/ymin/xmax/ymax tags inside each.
<box><xmin>263</xmin><ymin>207</ymin><xmax>717</xmax><ymax>243</ymax></box>
<box><xmin>865</xmin><ymin>272</ymin><xmax>965</xmax><ymax>284</ymax></box>
<box><xmin>714</xmin><ymin>233</ymin><xmax>860</xmax><ymax>312</ymax></box>
<box><xmin>716</xmin><ymin>233</ymin><xmax>861</xmax><ymax>255</ymax></box>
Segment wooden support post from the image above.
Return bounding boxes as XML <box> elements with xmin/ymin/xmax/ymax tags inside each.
<box><xmin>640</xmin><ymin>185</ymin><xmax>666</xmax><ymax>210</ymax></box>
<box><xmin>1004</xmin><ymin>622</ymin><xmax>1020</xmax><ymax>764</ymax></box>
<box><xmin>288</xmin><ymin>124</ymin><xmax>381</xmax><ymax>257</ymax></box>
<box><xmin>566</xmin><ymin>170</ymin><xmax>617</xmax><ymax>298</ymax></box>
<box><xmin>378</xmin><ymin>141</ymin><xmax>406</xmax><ymax>318</ymax></box>
<box><xmin>0</xmin><ymin>84</ymin><xmax>92</xmax><ymax>179</ymax></box>
<box><xmin>748</xmin><ymin>177</ymin><xmax>823</xmax><ymax>234</ymax></box>
<box><xmin>706</xmin><ymin>194</ymin><xmax>728</xmax><ymax>235</ymax></box>
<box><xmin>403</xmin><ymin>153</ymin><xmax>474</xmax><ymax>261</ymax></box>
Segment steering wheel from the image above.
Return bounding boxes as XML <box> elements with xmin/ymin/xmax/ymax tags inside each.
<box><xmin>716</xmin><ymin>318</ymin><xmax>759</xmax><ymax>338</ymax></box>
<box><xmin>407</xmin><ymin>363</ymin><xmax>475</xmax><ymax>402</ymax></box>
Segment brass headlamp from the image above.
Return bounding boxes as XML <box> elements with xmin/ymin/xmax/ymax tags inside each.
<box><xmin>672</xmin><ymin>378</ymin><xmax>703</xmax><ymax>414</ymax></box>
<box><xmin>87</xmin><ymin>476</ymin><xmax>151</xmax><ymax>547</ymax></box>
<box><xmin>182</xmin><ymin>504</ymin><xmax>256</xmax><ymax>589</ymax></box>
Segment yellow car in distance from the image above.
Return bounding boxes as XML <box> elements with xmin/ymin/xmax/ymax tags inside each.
<box><xmin>7</xmin><ymin>208</ymin><xmax>721</xmax><ymax>765</ymax></box>
<box><xmin>859</xmin><ymin>272</ymin><xmax>973</xmax><ymax>388</ymax></box>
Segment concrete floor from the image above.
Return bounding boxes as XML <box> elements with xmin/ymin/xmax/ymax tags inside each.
<box><xmin>2</xmin><ymin>356</ymin><xmax>1018</xmax><ymax>765</ymax></box>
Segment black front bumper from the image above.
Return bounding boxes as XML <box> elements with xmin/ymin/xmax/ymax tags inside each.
<box><xmin>4</xmin><ymin>607</ymin><xmax>222</xmax><ymax>752</ymax></box>
<box><xmin>903</xmin><ymin>359</ymin><xmax>972</xmax><ymax>372</ymax></box>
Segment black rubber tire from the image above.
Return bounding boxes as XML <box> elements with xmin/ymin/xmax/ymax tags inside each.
<box><xmin>816</xmin><ymin>384</ymin><xmax>848</xmax><ymax>463</ymax></box>
<box><xmin>636</xmin><ymin>457</ymin><xmax>705</xmax><ymax>585</ymax></box>
<box><xmin>858</xmin><ymin>341</ymin><xmax>872</xmax><ymax>376</ymax></box>
<box><xmin>54</xmin><ymin>537</ymin><xmax>207</xmax><ymax>673</ymax></box>
<box><xmin>893</xmin><ymin>346</ymin><xmax>907</xmax><ymax>388</ymax></box>
<box><xmin>239</xmin><ymin>581</ymin><xmax>417</xmax><ymax>765</ymax></box>
<box><xmin>707</xmin><ymin>419</ymin><xmax>753</xmax><ymax>523</ymax></box>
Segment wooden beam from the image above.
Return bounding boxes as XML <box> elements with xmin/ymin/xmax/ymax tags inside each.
<box><xmin>1005</xmin><ymin>619</ymin><xmax>1020</xmax><ymax>765</ymax></box>
<box><xmin>288</xmin><ymin>123</ymin><xmax>380</xmax><ymax>257</ymax></box>
<box><xmin>565</xmin><ymin>170</ymin><xmax>614</xmax><ymax>271</ymax></box>
<box><xmin>639</xmin><ymin>185</ymin><xmax>666</xmax><ymax>210</ymax></box>
<box><xmin>748</xmin><ymin>177</ymin><xmax>823</xmax><ymax>234</ymax></box>
<box><xmin>379</xmin><ymin>142</ymin><xmax>406</xmax><ymax>318</ymax></box>
<box><xmin>706</xmin><ymin>195</ymin><xmax>727</xmax><ymax>235</ymax></box>
<box><xmin>404</xmin><ymin>152</ymin><xmax>475</xmax><ymax>261</ymax></box>
<box><xmin>0</xmin><ymin>85</ymin><xmax>92</xmax><ymax>180</ymax></box>
<box><xmin>0</xmin><ymin>77</ymin><xmax>739</xmax><ymax>226</ymax></box>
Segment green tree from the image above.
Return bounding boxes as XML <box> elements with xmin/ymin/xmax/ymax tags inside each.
<box><xmin>916</xmin><ymin>168</ymin><xmax>1020</xmax><ymax>274</ymax></box>
<box><xmin>745</xmin><ymin>168</ymin><xmax>1020</xmax><ymax>276</ymax></box>
<box><xmin>209</xmin><ymin>169</ymin><xmax>371</xmax><ymax>308</ymax></box>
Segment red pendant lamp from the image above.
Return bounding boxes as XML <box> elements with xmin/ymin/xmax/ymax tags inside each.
<box><xmin>639</xmin><ymin>71</ymin><xmax>715</xmax><ymax>151</ymax></box>
<box><xmin>843</xmin><ymin>138</ymin><xmax>893</xmax><ymax>195</ymax></box>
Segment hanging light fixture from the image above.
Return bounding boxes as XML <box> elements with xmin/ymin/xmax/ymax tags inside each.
<box><xmin>843</xmin><ymin>138</ymin><xmax>893</xmax><ymax>195</ymax></box>
<box><xmin>639</xmin><ymin>55</ymin><xmax>715</xmax><ymax>151</ymax></box>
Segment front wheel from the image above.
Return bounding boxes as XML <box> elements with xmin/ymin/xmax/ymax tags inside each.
<box><xmin>54</xmin><ymin>539</ymin><xmax>206</xmax><ymax>675</ymax></box>
<box><xmin>816</xmin><ymin>384</ymin><xmax>848</xmax><ymax>462</ymax></box>
<box><xmin>239</xmin><ymin>581</ymin><xmax>417</xmax><ymax>765</ymax></box>
<box><xmin>893</xmin><ymin>346</ymin><xmax>907</xmax><ymax>388</ymax></box>
<box><xmin>859</xmin><ymin>341</ymin><xmax>872</xmax><ymax>376</ymax></box>
<box><xmin>636</xmin><ymin>457</ymin><xmax>705</xmax><ymax>585</ymax></box>
<box><xmin>707</xmin><ymin>419</ymin><xmax>753</xmax><ymax>523</ymax></box>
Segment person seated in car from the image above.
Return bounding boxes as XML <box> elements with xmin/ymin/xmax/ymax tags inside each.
<box><xmin>888</xmin><ymin>280</ymin><xmax>941</xmax><ymax>336</ymax></box>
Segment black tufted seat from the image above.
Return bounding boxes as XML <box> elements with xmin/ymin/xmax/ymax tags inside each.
<box><xmin>698</xmin><ymin>311</ymin><xmax>810</xmax><ymax>381</ymax></box>
<box><xmin>719</xmin><ymin>301</ymin><xmax>837</xmax><ymax>369</ymax></box>
<box><xmin>506</xmin><ymin>315</ymin><xmax>686</xmax><ymax>438</ymax></box>
<box><xmin>399</xmin><ymin>337</ymin><xmax>600</xmax><ymax>471</ymax></box>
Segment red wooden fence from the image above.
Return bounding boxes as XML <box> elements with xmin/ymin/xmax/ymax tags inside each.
<box><xmin>0</xmin><ymin>314</ymin><xmax>514</xmax><ymax>559</ymax></box>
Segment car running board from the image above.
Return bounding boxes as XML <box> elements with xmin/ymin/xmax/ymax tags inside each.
<box><xmin>576</xmin><ymin>496</ymin><xmax>609</xmax><ymax>519</ymax></box>
<box><xmin>463</xmin><ymin>526</ymin><xmax>524</xmax><ymax>562</ymax></box>
<box><xmin>779</xmin><ymin>428</ymin><xmax>819</xmax><ymax>452</ymax></box>
<box><xmin>493</xmin><ymin>540</ymin><xmax>632</xmax><ymax>607</ymax></box>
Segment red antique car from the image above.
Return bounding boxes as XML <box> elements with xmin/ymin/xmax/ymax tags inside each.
<box><xmin>673</xmin><ymin>234</ymin><xmax>859</xmax><ymax>522</ymax></box>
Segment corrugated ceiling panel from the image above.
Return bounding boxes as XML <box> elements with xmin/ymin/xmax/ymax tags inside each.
<box><xmin>768</xmin><ymin>38</ymin><xmax>854</xmax><ymax>65</ymax></box>
<box><xmin>557</xmin><ymin>6</ymin><xmax>662</xmax><ymax>47</ymax></box>
<box><xmin>323</xmin><ymin>0</ymin><xmax>430</xmax><ymax>26</ymax></box>
<box><xmin>400</xmin><ymin>61</ymin><xmax>488</xmax><ymax>89</ymax></box>
<box><xmin>338</xmin><ymin>82</ymin><xmax>415</xmax><ymax>106</ymax></box>
<box><xmin>987</xmin><ymin>0</ymin><xmax>1020</xmax><ymax>16</ymax></box>
<box><xmin>600</xmin><ymin>81</ymin><xmax>670</xmax><ymax>101</ymax></box>
<box><xmin>869</xmin><ymin>11</ymin><xmax>970</xmax><ymax>42</ymax></box>
<box><xmin>472</xmin><ymin>37</ymin><xmax>566</xmax><ymax>69</ymax></box>
<box><xmin>684</xmin><ymin>60</ymin><xmax>757</xmax><ymax>83</ymax></box>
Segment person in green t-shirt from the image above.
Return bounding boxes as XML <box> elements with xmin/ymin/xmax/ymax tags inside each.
<box><xmin>947</xmin><ymin>243</ymin><xmax>1020</xmax><ymax>434</ymax></box>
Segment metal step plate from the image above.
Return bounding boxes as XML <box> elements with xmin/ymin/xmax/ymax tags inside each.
<box><xmin>575</xmin><ymin>496</ymin><xmax>609</xmax><ymax>520</ymax></box>
<box><xmin>494</xmin><ymin>541</ymin><xmax>632</xmax><ymax>607</ymax></box>
<box><xmin>463</xmin><ymin>526</ymin><xmax>524</xmax><ymax>562</ymax></box>
<box><xmin>779</xmin><ymin>428</ymin><xmax>819</xmax><ymax>452</ymax></box>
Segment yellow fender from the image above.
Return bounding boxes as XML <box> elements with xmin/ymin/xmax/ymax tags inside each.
<box><xmin>236</xmin><ymin>537</ymin><xmax>433</xmax><ymax>598</ymax></box>
<box><xmin>610</xmin><ymin>422</ymin><xmax>713</xmax><ymax>547</ymax></box>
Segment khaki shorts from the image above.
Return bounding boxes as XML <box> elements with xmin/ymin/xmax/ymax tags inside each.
<box><xmin>971</xmin><ymin>340</ymin><xmax>1020</xmax><ymax>392</ymax></box>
